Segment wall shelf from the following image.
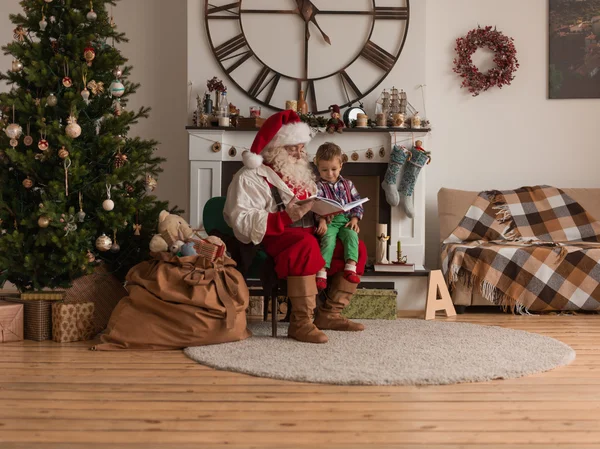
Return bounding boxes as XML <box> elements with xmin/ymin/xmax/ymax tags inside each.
<box><xmin>186</xmin><ymin>126</ymin><xmax>431</xmax><ymax>133</ymax></box>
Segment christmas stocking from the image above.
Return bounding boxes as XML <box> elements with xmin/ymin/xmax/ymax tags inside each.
<box><xmin>381</xmin><ymin>145</ymin><xmax>410</xmax><ymax>207</ymax></box>
<box><xmin>398</xmin><ymin>147</ymin><xmax>430</xmax><ymax>218</ymax></box>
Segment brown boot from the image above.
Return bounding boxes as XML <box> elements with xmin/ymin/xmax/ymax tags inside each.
<box><xmin>314</xmin><ymin>273</ymin><xmax>365</xmax><ymax>332</ymax></box>
<box><xmin>287</xmin><ymin>276</ymin><xmax>328</xmax><ymax>344</ymax></box>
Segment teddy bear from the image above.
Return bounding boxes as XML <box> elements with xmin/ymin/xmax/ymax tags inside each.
<box><xmin>149</xmin><ymin>210</ymin><xmax>196</xmax><ymax>253</ymax></box>
<box><xmin>149</xmin><ymin>210</ymin><xmax>227</xmax><ymax>260</ymax></box>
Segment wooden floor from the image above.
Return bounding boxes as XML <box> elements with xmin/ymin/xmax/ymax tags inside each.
<box><xmin>0</xmin><ymin>313</ymin><xmax>599</xmax><ymax>449</ymax></box>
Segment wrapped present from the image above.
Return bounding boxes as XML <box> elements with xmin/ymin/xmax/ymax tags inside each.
<box><xmin>341</xmin><ymin>289</ymin><xmax>397</xmax><ymax>320</ymax></box>
<box><xmin>0</xmin><ymin>300</ymin><xmax>24</xmax><ymax>343</ymax></box>
<box><xmin>52</xmin><ymin>301</ymin><xmax>96</xmax><ymax>343</ymax></box>
<box><xmin>20</xmin><ymin>292</ymin><xmax>64</xmax><ymax>301</ymax></box>
<box><xmin>63</xmin><ymin>264</ymin><xmax>127</xmax><ymax>334</ymax></box>
<box><xmin>190</xmin><ymin>238</ymin><xmax>226</xmax><ymax>262</ymax></box>
<box><xmin>2</xmin><ymin>297</ymin><xmax>52</xmax><ymax>341</ymax></box>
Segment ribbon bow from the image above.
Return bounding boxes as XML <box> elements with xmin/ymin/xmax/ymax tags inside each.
<box><xmin>181</xmin><ymin>259</ymin><xmax>239</xmax><ymax>329</ymax></box>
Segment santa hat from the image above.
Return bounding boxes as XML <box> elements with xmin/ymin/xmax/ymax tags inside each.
<box><xmin>329</xmin><ymin>104</ymin><xmax>341</xmax><ymax>115</ymax></box>
<box><xmin>242</xmin><ymin>110</ymin><xmax>311</xmax><ymax>169</ymax></box>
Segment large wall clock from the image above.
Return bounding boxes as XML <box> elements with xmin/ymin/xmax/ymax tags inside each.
<box><xmin>204</xmin><ymin>0</ymin><xmax>410</xmax><ymax>114</ymax></box>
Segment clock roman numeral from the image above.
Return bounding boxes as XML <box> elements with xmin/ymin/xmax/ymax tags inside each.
<box><xmin>214</xmin><ymin>33</ymin><xmax>254</xmax><ymax>73</ymax></box>
<box><xmin>360</xmin><ymin>40</ymin><xmax>396</xmax><ymax>72</ymax></box>
<box><xmin>305</xmin><ymin>80</ymin><xmax>317</xmax><ymax>113</ymax></box>
<box><xmin>249</xmin><ymin>66</ymin><xmax>281</xmax><ymax>104</ymax></box>
<box><xmin>207</xmin><ymin>2</ymin><xmax>241</xmax><ymax>19</ymax></box>
<box><xmin>374</xmin><ymin>7</ymin><xmax>409</xmax><ymax>20</ymax></box>
<box><xmin>339</xmin><ymin>71</ymin><xmax>362</xmax><ymax>98</ymax></box>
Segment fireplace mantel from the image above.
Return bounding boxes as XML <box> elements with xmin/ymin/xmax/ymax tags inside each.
<box><xmin>187</xmin><ymin>127</ymin><xmax>429</xmax><ymax>266</ymax></box>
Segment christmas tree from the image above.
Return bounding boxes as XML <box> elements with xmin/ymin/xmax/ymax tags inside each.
<box><xmin>0</xmin><ymin>0</ymin><xmax>172</xmax><ymax>291</ymax></box>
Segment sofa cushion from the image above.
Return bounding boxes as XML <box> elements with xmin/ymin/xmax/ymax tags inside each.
<box><xmin>438</xmin><ymin>187</ymin><xmax>600</xmax><ymax>242</ymax></box>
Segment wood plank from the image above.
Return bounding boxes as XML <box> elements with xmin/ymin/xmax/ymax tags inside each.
<box><xmin>0</xmin><ymin>313</ymin><xmax>599</xmax><ymax>448</ymax></box>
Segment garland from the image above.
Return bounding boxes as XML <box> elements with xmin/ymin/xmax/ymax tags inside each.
<box><xmin>453</xmin><ymin>26</ymin><xmax>519</xmax><ymax>97</ymax></box>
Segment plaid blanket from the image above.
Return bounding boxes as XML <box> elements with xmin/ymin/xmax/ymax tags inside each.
<box><xmin>441</xmin><ymin>186</ymin><xmax>600</xmax><ymax>312</ymax></box>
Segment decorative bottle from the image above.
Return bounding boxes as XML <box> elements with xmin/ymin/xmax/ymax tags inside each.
<box><xmin>218</xmin><ymin>91</ymin><xmax>230</xmax><ymax>127</ymax></box>
<box><xmin>204</xmin><ymin>93</ymin><xmax>212</xmax><ymax>114</ymax></box>
<box><xmin>298</xmin><ymin>90</ymin><xmax>308</xmax><ymax>115</ymax></box>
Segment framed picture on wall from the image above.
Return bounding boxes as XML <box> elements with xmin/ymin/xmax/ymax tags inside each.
<box><xmin>549</xmin><ymin>0</ymin><xmax>600</xmax><ymax>98</ymax></box>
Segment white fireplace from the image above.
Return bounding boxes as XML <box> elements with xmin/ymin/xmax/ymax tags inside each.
<box><xmin>188</xmin><ymin>127</ymin><xmax>428</xmax><ymax>267</ymax></box>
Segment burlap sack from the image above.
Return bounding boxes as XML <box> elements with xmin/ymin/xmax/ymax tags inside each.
<box><xmin>92</xmin><ymin>253</ymin><xmax>251</xmax><ymax>350</ymax></box>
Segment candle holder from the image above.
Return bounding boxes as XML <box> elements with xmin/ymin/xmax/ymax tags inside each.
<box><xmin>394</xmin><ymin>249</ymin><xmax>408</xmax><ymax>264</ymax></box>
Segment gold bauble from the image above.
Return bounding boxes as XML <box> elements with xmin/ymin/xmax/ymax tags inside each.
<box><xmin>58</xmin><ymin>147</ymin><xmax>69</xmax><ymax>159</ymax></box>
<box><xmin>22</xmin><ymin>178</ymin><xmax>33</xmax><ymax>189</ymax></box>
<box><xmin>95</xmin><ymin>234</ymin><xmax>112</xmax><ymax>252</ymax></box>
<box><xmin>38</xmin><ymin>216</ymin><xmax>50</xmax><ymax>228</ymax></box>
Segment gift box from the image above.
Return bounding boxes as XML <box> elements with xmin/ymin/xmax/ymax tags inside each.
<box><xmin>2</xmin><ymin>297</ymin><xmax>52</xmax><ymax>341</ymax></box>
<box><xmin>63</xmin><ymin>264</ymin><xmax>127</xmax><ymax>334</ymax></box>
<box><xmin>52</xmin><ymin>301</ymin><xmax>96</xmax><ymax>343</ymax></box>
<box><xmin>0</xmin><ymin>300</ymin><xmax>24</xmax><ymax>343</ymax></box>
<box><xmin>190</xmin><ymin>238</ymin><xmax>226</xmax><ymax>262</ymax></box>
<box><xmin>341</xmin><ymin>289</ymin><xmax>397</xmax><ymax>320</ymax></box>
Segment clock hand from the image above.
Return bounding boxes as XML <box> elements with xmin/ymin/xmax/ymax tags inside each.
<box><xmin>296</xmin><ymin>0</ymin><xmax>331</xmax><ymax>45</ymax></box>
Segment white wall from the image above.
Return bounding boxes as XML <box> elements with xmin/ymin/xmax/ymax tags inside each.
<box><xmin>424</xmin><ymin>0</ymin><xmax>600</xmax><ymax>268</ymax></box>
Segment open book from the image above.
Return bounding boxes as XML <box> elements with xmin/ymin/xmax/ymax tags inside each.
<box><xmin>297</xmin><ymin>195</ymin><xmax>369</xmax><ymax>217</ymax></box>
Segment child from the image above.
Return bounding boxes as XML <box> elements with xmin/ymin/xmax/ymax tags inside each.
<box><xmin>314</xmin><ymin>142</ymin><xmax>363</xmax><ymax>290</ymax></box>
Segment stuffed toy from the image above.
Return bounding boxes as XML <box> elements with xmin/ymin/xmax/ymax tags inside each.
<box><xmin>148</xmin><ymin>210</ymin><xmax>196</xmax><ymax>253</ymax></box>
<box><xmin>149</xmin><ymin>210</ymin><xmax>227</xmax><ymax>261</ymax></box>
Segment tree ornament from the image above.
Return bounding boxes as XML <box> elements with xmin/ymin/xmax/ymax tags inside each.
<box><xmin>81</xmin><ymin>72</ymin><xmax>90</xmax><ymax>105</ymax></box>
<box><xmin>63</xmin><ymin>158</ymin><xmax>71</xmax><ymax>196</ymax></box>
<box><xmin>9</xmin><ymin>139</ymin><xmax>18</xmax><ymax>148</ymax></box>
<box><xmin>13</xmin><ymin>26</ymin><xmax>26</xmax><ymax>42</ymax></box>
<box><xmin>60</xmin><ymin>213</ymin><xmax>77</xmax><ymax>236</ymax></box>
<box><xmin>62</xmin><ymin>62</ymin><xmax>72</xmax><ymax>88</ymax></box>
<box><xmin>22</xmin><ymin>178</ymin><xmax>33</xmax><ymax>189</ymax></box>
<box><xmin>95</xmin><ymin>234</ymin><xmax>112</xmax><ymax>252</ymax></box>
<box><xmin>109</xmin><ymin>80</ymin><xmax>125</xmax><ymax>97</ymax></box>
<box><xmin>84</xmin><ymin>46</ymin><xmax>96</xmax><ymax>67</ymax></box>
<box><xmin>65</xmin><ymin>115</ymin><xmax>82</xmax><ymax>138</ymax></box>
<box><xmin>125</xmin><ymin>183</ymin><xmax>135</xmax><ymax>193</ymax></box>
<box><xmin>38</xmin><ymin>216</ymin><xmax>50</xmax><ymax>228</ymax></box>
<box><xmin>38</xmin><ymin>129</ymin><xmax>49</xmax><ymax>150</ymax></box>
<box><xmin>86</xmin><ymin>250</ymin><xmax>96</xmax><ymax>263</ymax></box>
<box><xmin>44</xmin><ymin>0</ymin><xmax>53</xmax><ymax>3</ymax></box>
<box><xmin>113</xmin><ymin>67</ymin><xmax>122</xmax><ymax>78</ymax></box>
<box><xmin>87</xmin><ymin>1</ymin><xmax>97</xmax><ymax>21</ymax></box>
<box><xmin>46</xmin><ymin>93</ymin><xmax>57</xmax><ymax>107</ymax></box>
<box><xmin>453</xmin><ymin>26</ymin><xmax>519</xmax><ymax>97</ymax></box>
<box><xmin>103</xmin><ymin>184</ymin><xmax>114</xmax><ymax>211</ymax></box>
<box><xmin>87</xmin><ymin>80</ymin><xmax>104</xmax><ymax>95</ymax></box>
<box><xmin>133</xmin><ymin>223</ymin><xmax>142</xmax><ymax>236</ymax></box>
<box><xmin>114</xmin><ymin>150</ymin><xmax>127</xmax><ymax>168</ymax></box>
<box><xmin>5</xmin><ymin>106</ymin><xmax>22</xmax><ymax>141</ymax></box>
<box><xmin>77</xmin><ymin>192</ymin><xmax>86</xmax><ymax>222</ymax></box>
<box><xmin>145</xmin><ymin>174</ymin><xmax>157</xmax><ymax>193</ymax></box>
<box><xmin>110</xmin><ymin>230</ymin><xmax>120</xmax><ymax>253</ymax></box>
<box><xmin>58</xmin><ymin>146</ymin><xmax>69</xmax><ymax>159</ymax></box>
<box><xmin>112</xmin><ymin>99</ymin><xmax>122</xmax><ymax>116</ymax></box>
<box><xmin>39</xmin><ymin>15</ymin><xmax>48</xmax><ymax>31</ymax></box>
<box><xmin>11</xmin><ymin>60</ymin><xmax>23</xmax><ymax>73</ymax></box>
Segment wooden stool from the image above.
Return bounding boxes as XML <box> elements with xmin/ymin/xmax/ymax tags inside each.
<box><xmin>425</xmin><ymin>270</ymin><xmax>456</xmax><ymax>320</ymax></box>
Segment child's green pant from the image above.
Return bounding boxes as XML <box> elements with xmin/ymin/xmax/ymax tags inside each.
<box><xmin>320</xmin><ymin>214</ymin><xmax>359</xmax><ymax>269</ymax></box>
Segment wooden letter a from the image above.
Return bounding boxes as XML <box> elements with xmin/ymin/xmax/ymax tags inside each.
<box><xmin>425</xmin><ymin>270</ymin><xmax>456</xmax><ymax>320</ymax></box>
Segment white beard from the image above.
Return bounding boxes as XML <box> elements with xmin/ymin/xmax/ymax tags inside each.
<box><xmin>262</xmin><ymin>146</ymin><xmax>316</xmax><ymax>194</ymax></box>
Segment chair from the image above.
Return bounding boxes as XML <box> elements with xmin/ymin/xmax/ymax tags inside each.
<box><xmin>203</xmin><ymin>197</ymin><xmax>286</xmax><ymax>337</ymax></box>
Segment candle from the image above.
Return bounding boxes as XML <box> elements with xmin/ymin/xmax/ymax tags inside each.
<box><xmin>397</xmin><ymin>240</ymin><xmax>401</xmax><ymax>253</ymax></box>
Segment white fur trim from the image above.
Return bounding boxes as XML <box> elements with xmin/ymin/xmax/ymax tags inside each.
<box><xmin>269</xmin><ymin>121</ymin><xmax>311</xmax><ymax>149</ymax></box>
<box><xmin>242</xmin><ymin>150</ymin><xmax>263</xmax><ymax>169</ymax></box>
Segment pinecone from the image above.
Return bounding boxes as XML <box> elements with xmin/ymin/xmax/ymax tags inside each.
<box><xmin>114</xmin><ymin>153</ymin><xmax>128</xmax><ymax>168</ymax></box>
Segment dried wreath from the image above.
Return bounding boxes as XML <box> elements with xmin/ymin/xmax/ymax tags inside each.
<box><xmin>453</xmin><ymin>26</ymin><xmax>519</xmax><ymax>97</ymax></box>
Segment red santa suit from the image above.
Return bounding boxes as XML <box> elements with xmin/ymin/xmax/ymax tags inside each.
<box><xmin>223</xmin><ymin>111</ymin><xmax>365</xmax><ymax>280</ymax></box>
<box><xmin>223</xmin><ymin>110</ymin><xmax>366</xmax><ymax>344</ymax></box>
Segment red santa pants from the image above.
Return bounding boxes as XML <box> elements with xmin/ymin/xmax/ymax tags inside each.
<box><xmin>262</xmin><ymin>227</ymin><xmax>366</xmax><ymax>279</ymax></box>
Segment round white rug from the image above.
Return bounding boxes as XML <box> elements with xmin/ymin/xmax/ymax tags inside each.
<box><xmin>184</xmin><ymin>319</ymin><xmax>575</xmax><ymax>385</ymax></box>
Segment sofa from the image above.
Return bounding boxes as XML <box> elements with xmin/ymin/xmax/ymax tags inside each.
<box><xmin>437</xmin><ymin>187</ymin><xmax>600</xmax><ymax>310</ymax></box>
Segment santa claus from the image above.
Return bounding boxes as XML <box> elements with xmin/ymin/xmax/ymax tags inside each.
<box><xmin>224</xmin><ymin>110</ymin><xmax>366</xmax><ymax>344</ymax></box>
